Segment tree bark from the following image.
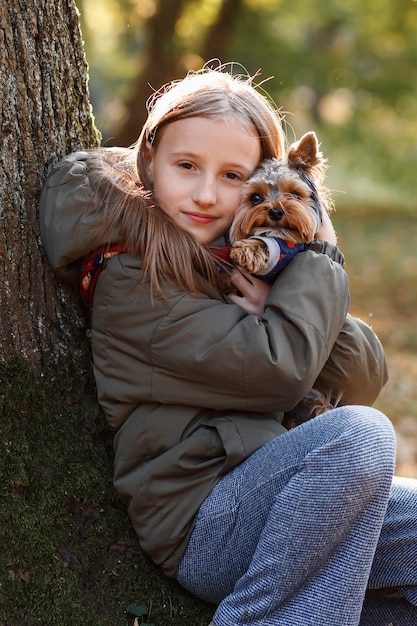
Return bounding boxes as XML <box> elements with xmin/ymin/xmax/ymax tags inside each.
<box><xmin>0</xmin><ymin>4</ymin><xmax>215</xmax><ymax>623</ymax></box>
<box><xmin>199</xmin><ymin>0</ymin><xmax>244</xmax><ymax>64</ymax></box>
<box><xmin>110</xmin><ymin>0</ymin><xmax>188</xmax><ymax>147</ymax></box>
<box><xmin>109</xmin><ymin>0</ymin><xmax>245</xmax><ymax>147</ymax></box>
<box><xmin>0</xmin><ymin>0</ymin><xmax>99</xmax><ymax>369</ymax></box>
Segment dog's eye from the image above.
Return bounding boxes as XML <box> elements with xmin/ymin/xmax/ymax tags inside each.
<box><xmin>290</xmin><ymin>192</ymin><xmax>302</xmax><ymax>200</ymax></box>
<box><xmin>250</xmin><ymin>193</ymin><xmax>264</xmax><ymax>205</ymax></box>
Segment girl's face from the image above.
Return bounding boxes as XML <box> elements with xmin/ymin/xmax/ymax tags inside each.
<box><xmin>146</xmin><ymin>116</ymin><xmax>261</xmax><ymax>244</ymax></box>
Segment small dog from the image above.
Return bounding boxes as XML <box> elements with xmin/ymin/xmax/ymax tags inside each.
<box><xmin>226</xmin><ymin>131</ymin><xmax>339</xmax><ymax>428</ymax></box>
<box><xmin>229</xmin><ymin>130</ymin><xmax>329</xmax><ymax>276</ymax></box>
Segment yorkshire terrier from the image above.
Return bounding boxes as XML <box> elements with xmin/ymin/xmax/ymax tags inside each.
<box><xmin>228</xmin><ymin>130</ymin><xmax>328</xmax><ymax>277</ymax></box>
<box><xmin>226</xmin><ymin>131</ymin><xmax>340</xmax><ymax>429</ymax></box>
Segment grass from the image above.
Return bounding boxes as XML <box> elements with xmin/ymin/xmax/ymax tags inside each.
<box><xmin>1</xmin><ymin>210</ymin><xmax>417</xmax><ymax>624</ymax></box>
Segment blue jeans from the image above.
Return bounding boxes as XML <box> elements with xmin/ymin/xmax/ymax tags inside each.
<box><xmin>176</xmin><ymin>406</ymin><xmax>406</xmax><ymax>626</ymax></box>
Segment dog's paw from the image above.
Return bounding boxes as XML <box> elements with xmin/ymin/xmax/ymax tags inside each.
<box><xmin>230</xmin><ymin>239</ymin><xmax>269</xmax><ymax>274</ymax></box>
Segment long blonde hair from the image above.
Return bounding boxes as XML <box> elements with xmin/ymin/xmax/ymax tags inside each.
<box><xmin>87</xmin><ymin>65</ymin><xmax>286</xmax><ymax>296</ymax></box>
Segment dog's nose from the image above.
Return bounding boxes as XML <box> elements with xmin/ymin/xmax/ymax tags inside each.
<box><xmin>268</xmin><ymin>207</ymin><xmax>284</xmax><ymax>221</ymax></box>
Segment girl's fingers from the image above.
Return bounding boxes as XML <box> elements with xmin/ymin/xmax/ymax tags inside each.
<box><xmin>229</xmin><ymin>269</ymin><xmax>271</xmax><ymax>316</ymax></box>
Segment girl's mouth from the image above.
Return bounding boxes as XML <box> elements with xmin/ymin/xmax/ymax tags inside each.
<box><xmin>184</xmin><ymin>212</ymin><xmax>216</xmax><ymax>224</ymax></box>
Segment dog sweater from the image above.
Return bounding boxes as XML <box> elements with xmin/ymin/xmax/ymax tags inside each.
<box><xmin>249</xmin><ymin>236</ymin><xmax>305</xmax><ymax>281</ymax></box>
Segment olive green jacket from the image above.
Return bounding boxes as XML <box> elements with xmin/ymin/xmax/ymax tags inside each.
<box><xmin>39</xmin><ymin>151</ymin><xmax>388</xmax><ymax>577</ymax></box>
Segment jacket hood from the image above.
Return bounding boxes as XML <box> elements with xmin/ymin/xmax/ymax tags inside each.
<box><xmin>38</xmin><ymin>151</ymin><xmax>121</xmax><ymax>283</ymax></box>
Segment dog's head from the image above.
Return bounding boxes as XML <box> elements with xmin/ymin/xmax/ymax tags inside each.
<box><xmin>229</xmin><ymin>131</ymin><xmax>328</xmax><ymax>244</ymax></box>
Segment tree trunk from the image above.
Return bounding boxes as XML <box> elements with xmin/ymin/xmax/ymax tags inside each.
<box><xmin>0</xmin><ymin>3</ymin><xmax>216</xmax><ymax>624</ymax></box>
<box><xmin>109</xmin><ymin>0</ymin><xmax>245</xmax><ymax>147</ymax></box>
<box><xmin>110</xmin><ymin>0</ymin><xmax>188</xmax><ymax>147</ymax></box>
<box><xmin>0</xmin><ymin>0</ymin><xmax>99</xmax><ymax>369</ymax></box>
<box><xmin>199</xmin><ymin>0</ymin><xmax>244</xmax><ymax>64</ymax></box>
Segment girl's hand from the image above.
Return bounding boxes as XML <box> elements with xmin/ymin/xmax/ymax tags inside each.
<box><xmin>228</xmin><ymin>269</ymin><xmax>272</xmax><ymax>316</ymax></box>
<box><xmin>316</xmin><ymin>209</ymin><xmax>337</xmax><ymax>245</ymax></box>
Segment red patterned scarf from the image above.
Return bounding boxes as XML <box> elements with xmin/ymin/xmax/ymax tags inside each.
<box><xmin>79</xmin><ymin>244</ymin><xmax>126</xmax><ymax>308</ymax></box>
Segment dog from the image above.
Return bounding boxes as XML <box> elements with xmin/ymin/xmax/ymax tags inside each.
<box><xmin>228</xmin><ymin>130</ymin><xmax>328</xmax><ymax>276</ymax></box>
<box><xmin>226</xmin><ymin>131</ymin><xmax>339</xmax><ymax>429</ymax></box>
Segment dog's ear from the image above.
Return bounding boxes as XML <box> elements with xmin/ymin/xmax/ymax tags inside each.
<box><xmin>287</xmin><ymin>131</ymin><xmax>327</xmax><ymax>181</ymax></box>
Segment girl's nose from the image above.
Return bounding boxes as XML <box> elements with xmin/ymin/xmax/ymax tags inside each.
<box><xmin>192</xmin><ymin>175</ymin><xmax>217</xmax><ymax>206</ymax></box>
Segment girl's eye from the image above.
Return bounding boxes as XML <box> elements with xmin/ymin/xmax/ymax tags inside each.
<box><xmin>225</xmin><ymin>172</ymin><xmax>242</xmax><ymax>181</ymax></box>
<box><xmin>179</xmin><ymin>162</ymin><xmax>193</xmax><ymax>170</ymax></box>
<box><xmin>250</xmin><ymin>193</ymin><xmax>264</xmax><ymax>205</ymax></box>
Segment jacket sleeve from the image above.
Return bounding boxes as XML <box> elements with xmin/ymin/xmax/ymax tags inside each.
<box><xmin>93</xmin><ymin>249</ymin><xmax>351</xmax><ymax>417</ymax></box>
<box><xmin>315</xmin><ymin>314</ymin><xmax>388</xmax><ymax>406</ymax></box>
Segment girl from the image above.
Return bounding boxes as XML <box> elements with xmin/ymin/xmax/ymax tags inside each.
<box><xmin>39</xmin><ymin>66</ymin><xmax>417</xmax><ymax>625</ymax></box>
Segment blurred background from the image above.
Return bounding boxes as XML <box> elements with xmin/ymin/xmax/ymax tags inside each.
<box><xmin>76</xmin><ymin>0</ymin><xmax>417</xmax><ymax>475</ymax></box>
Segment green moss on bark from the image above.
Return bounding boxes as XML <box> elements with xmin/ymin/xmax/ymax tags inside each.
<box><xmin>0</xmin><ymin>349</ymin><xmax>213</xmax><ymax>625</ymax></box>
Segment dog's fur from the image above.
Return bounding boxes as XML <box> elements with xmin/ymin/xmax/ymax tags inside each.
<box><xmin>229</xmin><ymin>131</ymin><xmax>327</xmax><ymax>275</ymax></box>
<box><xmin>281</xmin><ymin>389</ymin><xmax>341</xmax><ymax>431</ymax></box>
<box><xmin>226</xmin><ymin>131</ymin><xmax>339</xmax><ymax>429</ymax></box>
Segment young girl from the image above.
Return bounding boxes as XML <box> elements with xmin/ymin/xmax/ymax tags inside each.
<box><xmin>39</xmin><ymin>66</ymin><xmax>417</xmax><ymax>625</ymax></box>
